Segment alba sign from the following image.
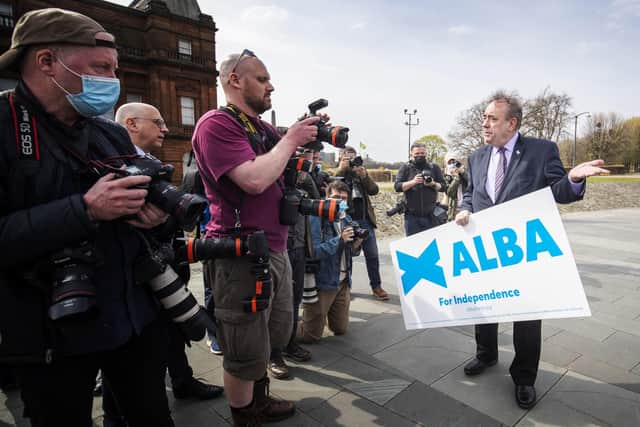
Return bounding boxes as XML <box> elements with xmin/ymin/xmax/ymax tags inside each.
<box><xmin>390</xmin><ymin>188</ymin><xmax>591</xmax><ymax>330</ymax></box>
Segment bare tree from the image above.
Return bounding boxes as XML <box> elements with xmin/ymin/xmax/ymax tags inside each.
<box><xmin>521</xmin><ymin>87</ymin><xmax>572</xmax><ymax>141</ymax></box>
<box><xmin>586</xmin><ymin>112</ymin><xmax>628</xmax><ymax>162</ymax></box>
<box><xmin>447</xmin><ymin>100</ymin><xmax>486</xmax><ymax>157</ymax></box>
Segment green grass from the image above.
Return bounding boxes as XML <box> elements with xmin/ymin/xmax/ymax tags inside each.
<box><xmin>375</xmin><ymin>176</ymin><xmax>640</xmax><ymax>189</ymax></box>
<box><xmin>586</xmin><ymin>176</ymin><xmax>640</xmax><ymax>183</ymax></box>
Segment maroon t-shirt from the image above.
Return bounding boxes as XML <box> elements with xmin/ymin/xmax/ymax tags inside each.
<box><xmin>192</xmin><ymin>109</ymin><xmax>288</xmax><ymax>251</ymax></box>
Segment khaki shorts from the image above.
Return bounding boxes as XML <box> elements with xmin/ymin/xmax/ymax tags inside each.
<box><xmin>209</xmin><ymin>251</ymin><xmax>293</xmax><ymax>381</ymax></box>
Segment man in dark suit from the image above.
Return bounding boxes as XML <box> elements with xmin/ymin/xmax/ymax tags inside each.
<box><xmin>455</xmin><ymin>91</ymin><xmax>608</xmax><ymax>409</ymax></box>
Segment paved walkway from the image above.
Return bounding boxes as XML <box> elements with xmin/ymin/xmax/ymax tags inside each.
<box><xmin>2</xmin><ymin>208</ymin><xmax>639</xmax><ymax>426</ymax></box>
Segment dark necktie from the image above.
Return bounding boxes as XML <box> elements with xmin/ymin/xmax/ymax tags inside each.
<box><xmin>495</xmin><ymin>147</ymin><xmax>507</xmax><ymax>199</ymax></box>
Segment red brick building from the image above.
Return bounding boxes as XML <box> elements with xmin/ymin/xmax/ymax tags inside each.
<box><xmin>0</xmin><ymin>0</ymin><xmax>218</xmax><ymax>181</ymax></box>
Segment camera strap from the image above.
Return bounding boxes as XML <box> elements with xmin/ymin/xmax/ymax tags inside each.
<box><xmin>214</xmin><ymin>104</ymin><xmax>283</xmax><ymax>234</ymax></box>
<box><xmin>9</xmin><ymin>92</ymin><xmax>40</xmax><ymax>163</ymax></box>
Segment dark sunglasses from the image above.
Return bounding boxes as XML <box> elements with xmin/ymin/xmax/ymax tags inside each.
<box><xmin>230</xmin><ymin>49</ymin><xmax>256</xmax><ymax>73</ymax></box>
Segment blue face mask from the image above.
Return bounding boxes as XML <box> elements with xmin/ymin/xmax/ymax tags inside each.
<box><xmin>52</xmin><ymin>59</ymin><xmax>120</xmax><ymax>117</ymax></box>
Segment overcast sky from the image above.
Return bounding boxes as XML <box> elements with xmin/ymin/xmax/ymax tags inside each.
<box><xmin>109</xmin><ymin>0</ymin><xmax>640</xmax><ymax>162</ymax></box>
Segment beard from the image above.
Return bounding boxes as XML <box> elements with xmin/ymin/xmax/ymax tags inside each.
<box><xmin>244</xmin><ymin>92</ymin><xmax>271</xmax><ymax>115</ymax></box>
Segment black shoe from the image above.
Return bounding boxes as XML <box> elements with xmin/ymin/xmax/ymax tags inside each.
<box><xmin>173</xmin><ymin>377</ymin><xmax>224</xmax><ymax>400</ymax></box>
<box><xmin>515</xmin><ymin>385</ymin><xmax>536</xmax><ymax>409</ymax></box>
<box><xmin>283</xmin><ymin>342</ymin><xmax>312</xmax><ymax>362</ymax></box>
<box><xmin>463</xmin><ymin>357</ymin><xmax>497</xmax><ymax>376</ymax></box>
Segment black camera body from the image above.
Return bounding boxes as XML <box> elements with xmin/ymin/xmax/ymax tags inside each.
<box><xmin>305</xmin><ymin>99</ymin><xmax>349</xmax><ymax>152</ymax></box>
<box><xmin>279</xmin><ymin>156</ymin><xmax>341</xmax><ymax>225</ymax></box>
<box><xmin>420</xmin><ymin>170</ymin><xmax>433</xmax><ymax>184</ymax></box>
<box><xmin>118</xmin><ymin>154</ymin><xmax>207</xmax><ymax>231</ymax></box>
<box><xmin>343</xmin><ymin>219</ymin><xmax>369</xmax><ymax>241</ymax></box>
<box><xmin>349</xmin><ymin>156</ymin><xmax>364</xmax><ymax>168</ymax></box>
<box><xmin>386</xmin><ymin>200</ymin><xmax>406</xmax><ymax>217</ymax></box>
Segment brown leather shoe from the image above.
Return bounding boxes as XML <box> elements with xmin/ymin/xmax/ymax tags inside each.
<box><xmin>254</xmin><ymin>375</ymin><xmax>295</xmax><ymax>423</ymax></box>
<box><xmin>372</xmin><ymin>287</ymin><xmax>389</xmax><ymax>301</ymax></box>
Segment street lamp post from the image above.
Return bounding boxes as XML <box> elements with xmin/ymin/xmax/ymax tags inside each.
<box><xmin>404</xmin><ymin>108</ymin><xmax>419</xmax><ymax>158</ymax></box>
<box><xmin>572</xmin><ymin>111</ymin><xmax>590</xmax><ymax>167</ymax></box>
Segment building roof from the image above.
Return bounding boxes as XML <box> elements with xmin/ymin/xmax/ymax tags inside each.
<box><xmin>129</xmin><ymin>0</ymin><xmax>202</xmax><ymax>20</ymax></box>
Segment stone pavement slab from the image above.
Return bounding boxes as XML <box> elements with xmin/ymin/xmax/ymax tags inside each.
<box><xmin>385</xmin><ymin>381</ymin><xmax>503</xmax><ymax>427</ymax></box>
<box><xmin>306</xmin><ymin>390</ymin><xmax>419</xmax><ymax>427</ymax></box>
<box><xmin>431</xmin><ymin>351</ymin><xmax>565</xmax><ymax>426</ymax></box>
<box><xmin>374</xmin><ymin>328</ymin><xmax>475</xmax><ymax>385</ymax></box>
<box><xmin>520</xmin><ymin>371</ymin><xmax>640</xmax><ymax>427</ymax></box>
<box><xmin>2</xmin><ymin>208</ymin><xmax>640</xmax><ymax>427</ymax></box>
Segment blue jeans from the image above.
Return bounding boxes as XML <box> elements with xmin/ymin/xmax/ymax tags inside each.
<box><xmin>404</xmin><ymin>213</ymin><xmax>435</xmax><ymax>236</ymax></box>
<box><xmin>357</xmin><ymin>218</ymin><xmax>382</xmax><ymax>290</ymax></box>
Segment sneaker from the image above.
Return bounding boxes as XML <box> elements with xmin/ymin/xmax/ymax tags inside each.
<box><xmin>283</xmin><ymin>342</ymin><xmax>312</xmax><ymax>362</ymax></box>
<box><xmin>267</xmin><ymin>356</ymin><xmax>290</xmax><ymax>380</ymax></box>
<box><xmin>372</xmin><ymin>287</ymin><xmax>390</xmax><ymax>301</ymax></box>
<box><xmin>173</xmin><ymin>377</ymin><xmax>224</xmax><ymax>400</ymax></box>
<box><xmin>207</xmin><ymin>337</ymin><xmax>223</xmax><ymax>355</ymax></box>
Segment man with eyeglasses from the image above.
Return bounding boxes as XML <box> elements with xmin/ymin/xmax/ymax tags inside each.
<box><xmin>114</xmin><ymin>102</ymin><xmax>224</xmax><ymax>395</ymax></box>
<box><xmin>192</xmin><ymin>50</ymin><xmax>320</xmax><ymax>425</ymax></box>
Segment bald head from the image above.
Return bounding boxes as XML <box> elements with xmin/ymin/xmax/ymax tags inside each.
<box><xmin>116</xmin><ymin>102</ymin><xmax>168</xmax><ymax>153</ymax></box>
<box><xmin>218</xmin><ymin>51</ymin><xmax>274</xmax><ymax>117</ymax></box>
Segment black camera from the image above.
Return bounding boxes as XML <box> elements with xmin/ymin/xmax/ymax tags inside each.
<box><xmin>280</xmin><ymin>191</ymin><xmax>343</xmax><ymax>225</ymax></box>
<box><xmin>279</xmin><ymin>156</ymin><xmax>342</xmax><ymax>225</ymax></box>
<box><xmin>48</xmin><ymin>242</ymin><xmax>99</xmax><ymax>321</ymax></box>
<box><xmin>349</xmin><ymin>156</ymin><xmax>364</xmax><ymax>168</ymax></box>
<box><xmin>420</xmin><ymin>170</ymin><xmax>433</xmax><ymax>184</ymax></box>
<box><xmin>134</xmin><ymin>241</ymin><xmax>215</xmax><ymax>342</ymax></box>
<box><xmin>454</xmin><ymin>161</ymin><xmax>462</xmax><ymax>168</ymax></box>
<box><xmin>344</xmin><ymin>219</ymin><xmax>369</xmax><ymax>241</ymax></box>
<box><xmin>305</xmin><ymin>99</ymin><xmax>349</xmax><ymax>151</ymax></box>
<box><xmin>118</xmin><ymin>154</ymin><xmax>207</xmax><ymax>231</ymax></box>
<box><xmin>176</xmin><ymin>231</ymin><xmax>273</xmax><ymax>314</ymax></box>
<box><xmin>386</xmin><ymin>200</ymin><xmax>406</xmax><ymax>217</ymax></box>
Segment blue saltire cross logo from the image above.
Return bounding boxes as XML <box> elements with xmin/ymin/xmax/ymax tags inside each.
<box><xmin>396</xmin><ymin>239</ymin><xmax>446</xmax><ymax>295</ymax></box>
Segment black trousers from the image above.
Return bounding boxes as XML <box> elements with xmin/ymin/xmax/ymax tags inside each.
<box><xmin>475</xmin><ymin>320</ymin><xmax>542</xmax><ymax>386</ymax></box>
<box><xmin>15</xmin><ymin>319</ymin><xmax>174</xmax><ymax>427</ymax></box>
<box><xmin>103</xmin><ymin>318</ymin><xmax>192</xmax><ymax>426</ymax></box>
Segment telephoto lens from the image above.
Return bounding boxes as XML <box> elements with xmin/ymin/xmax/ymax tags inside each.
<box><xmin>298</xmin><ymin>198</ymin><xmax>341</xmax><ymax>222</ymax></box>
<box><xmin>302</xmin><ymin>273</ymin><xmax>319</xmax><ymax>304</ymax></box>
<box><xmin>146</xmin><ymin>264</ymin><xmax>216</xmax><ymax>341</ymax></box>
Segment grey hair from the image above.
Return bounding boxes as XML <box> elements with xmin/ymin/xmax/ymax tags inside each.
<box><xmin>488</xmin><ymin>90</ymin><xmax>523</xmax><ymax>129</ymax></box>
<box><xmin>410</xmin><ymin>141</ymin><xmax>426</xmax><ymax>151</ymax></box>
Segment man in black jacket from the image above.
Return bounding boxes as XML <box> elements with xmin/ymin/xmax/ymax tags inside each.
<box><xmin>0</xmin><ymin>9</ymin><xmax>173</xmax><ymax>427</ymax></box>
<box><xmin>394</xmin><ymin>142</ymin><xmax>446</xmax><ymax>236</ymax></box>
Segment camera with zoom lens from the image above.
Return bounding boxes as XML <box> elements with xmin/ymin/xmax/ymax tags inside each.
<box><xmin>134</xmin><ymin>242</ymin><xmax>216</xmax><ymax>342</ymax></box>
<box><xmin>48</xmin><ymin>242</ymin><xmax>100</xmax><ymax>321</ymax></box>
<box><xmin>304</xmin><ymin>98</ymin><xmax>349</xmax><ymax>152</ymax></box>
<box><xmin>279</xmin><ymin>157</ymin><xmax>343</xmax><ymax>226</ymax></box>
<box><xmin>117</xmin><ymin>154</ymin><xmax>207</xmax><ymax>231</ymax></box>
<box><xmin>349</xmin><ymin>155</ymin><xmax>364</xmax><ymax>168</ymax></box>
<box><xmin>386</xmin><ymin>200</ymin><xmax>406</xmax><ymax>217</ymax></box>
<box><xmin>420</xmin><ymin>170</ymin><xmax>433</xmax><ymax>184</ymax></box>
<box><xmin>175</xmin><ymin>231</ymin><xmax>273</xmax><ymax>314</ymax></box>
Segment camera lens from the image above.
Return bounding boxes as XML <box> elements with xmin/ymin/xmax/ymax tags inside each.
<box><xmin>317</xmin><ymin>124</ymin><xmax>349</xmax><ymax>148</ymax></box>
